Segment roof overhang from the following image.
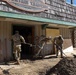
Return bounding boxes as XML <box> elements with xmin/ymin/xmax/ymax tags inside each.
<box><xmin>0</xmin><ymin>11</ymin><xmax>76</xmax><ymax>28</ymax></box>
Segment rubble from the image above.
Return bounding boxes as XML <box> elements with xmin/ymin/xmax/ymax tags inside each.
<box><xmin>46</xmin><ymin>58</ymin><xmax>76</xmax><ymax>75</ymax></box>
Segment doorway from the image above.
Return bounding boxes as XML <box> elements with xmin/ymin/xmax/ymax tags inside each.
<box><xmin>13</xmin><ymin>25</ymin><xmax>34</xmax><ymax>59</ymax></box>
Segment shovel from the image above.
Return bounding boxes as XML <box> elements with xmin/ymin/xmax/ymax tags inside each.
<box><xmin>54</xmin><ymin>44</ymin><xmax>67</xmax><ymax>57</ymax></box>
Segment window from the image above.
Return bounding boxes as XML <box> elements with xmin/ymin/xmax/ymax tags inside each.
<box><xmin>73</xmin><ymin>0</ymin><xmax>76</xmax><ymax>5</ymax></box>
<box><xmin>66</xmin><ymin>0</ymin><xmax>76</xmax><ymax>6</ymax></box>
<box><xmin>66</xmin><ymin>0</ymin><xmax>71</xmax><ymax>4</ymax></box>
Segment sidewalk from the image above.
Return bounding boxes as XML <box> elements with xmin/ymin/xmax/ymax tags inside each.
<box><xmin>63</xmin><ymin>48</ymin><xmax>76</xmax><ymax>57</ymax></box>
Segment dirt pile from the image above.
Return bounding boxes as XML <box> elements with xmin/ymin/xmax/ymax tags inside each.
<box><xmin>46</xmin><ymin>58</ymin><xmax>76</xmax><ymax>75</ymax></box>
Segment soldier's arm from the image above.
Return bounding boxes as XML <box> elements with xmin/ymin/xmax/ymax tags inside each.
<box><xmin>61</xmin><ymin>37</ymin><xmax>64</xmax><ymax>44</ymax></box>
<box><xmin>20</xmin><ymin>36</ymin><xmax>26</xmax><ymax>44</ymax></box>
<box><xmin>53</xmin><ymin>37</ymin><xmax>56</xmax><ymax>45</ymax></box>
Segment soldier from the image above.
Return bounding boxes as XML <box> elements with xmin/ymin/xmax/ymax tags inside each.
<box><xmin>54</xmin><ymin>35</ymin><xmax>64</xmax><ymax>58</ymax></box>
<box><xmin>12</xmin><ymin>31</ymin><xmax>26</xmax><ymax>64</ymax></box>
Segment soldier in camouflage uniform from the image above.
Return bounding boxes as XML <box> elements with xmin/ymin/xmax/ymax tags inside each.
<box><xmin>54</xmin><ymin>35</ymin><xmax>64</xmax><ymax>58</ymax></box>
<box><xmin>12</xmin><ymin>31</ymin><xmax>26</xmax><ymax>64</ymax></box>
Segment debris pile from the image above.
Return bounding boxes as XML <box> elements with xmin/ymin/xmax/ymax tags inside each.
<box><xmin>46</xmin><ymin>58</ymin><xmax>76</xmax><ymax>75</ymax></box>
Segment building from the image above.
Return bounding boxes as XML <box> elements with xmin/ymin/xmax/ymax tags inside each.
<box><xmin>0</xmin><ymin>0</ymin><xmax>76</xmax><ymax>62</ymax></box>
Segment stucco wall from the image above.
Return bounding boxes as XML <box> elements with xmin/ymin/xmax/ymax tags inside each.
<box><xmin>0</xmin><ymin>21</ymin><xmax>12</xmax><ymax>61</ymax></box>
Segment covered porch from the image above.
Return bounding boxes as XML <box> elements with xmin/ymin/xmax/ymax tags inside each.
<box><xmin>0</xmin><ymin>11</ymin><xmax>76</xmax><ymax>61</ymax></box>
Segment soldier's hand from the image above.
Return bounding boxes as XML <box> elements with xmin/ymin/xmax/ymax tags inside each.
<box><xmin>30</xmin><ymin>44</ymin><xmax>32</xmax><ymax>47</ymax></box>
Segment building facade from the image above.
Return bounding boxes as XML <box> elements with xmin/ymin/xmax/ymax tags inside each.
<box><xmin>0</xmin><ymin>0</ymin><xmax>76</xmax><ymax>61</ymax></box>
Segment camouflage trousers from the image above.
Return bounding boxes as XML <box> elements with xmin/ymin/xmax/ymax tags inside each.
<box><xmin>13</xmin><ymin>45</ymin><xmax>21</xmax><ymax>61</ymax></box>
<box><xmin>56</xmin><ymin>45</ymin><xmax>63</xmax><ymax>57</ymax></box>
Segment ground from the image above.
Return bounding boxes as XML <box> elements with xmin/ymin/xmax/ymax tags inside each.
<box><xmin>0</xmin><ymin>50</ymin><xmax>76</xmax><ymax>75</ymax></box>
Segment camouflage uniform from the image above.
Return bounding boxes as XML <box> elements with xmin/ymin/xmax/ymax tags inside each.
<box><xmin>54</xmin><ymin>35</ymin><xmax>64</xmax><ymax>57</ymax></box>
<box><xmin>12</xmin><ymin>31</ymin><xmax>25</xmax><ymax>63</ymax></box>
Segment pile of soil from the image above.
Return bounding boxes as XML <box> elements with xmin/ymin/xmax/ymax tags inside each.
<box><xmin>46</xmin><ymin>58</ymin><xmax>76</xmax><ymax>75</ymax></box>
